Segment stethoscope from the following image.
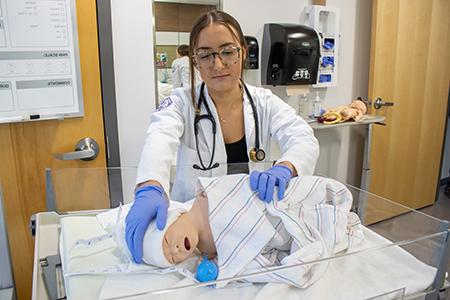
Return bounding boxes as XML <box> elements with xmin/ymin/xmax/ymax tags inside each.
<box><xmin>193</xmin><ymin>81</ymin><xmax>266</xmax><ymax>171</ymax></box>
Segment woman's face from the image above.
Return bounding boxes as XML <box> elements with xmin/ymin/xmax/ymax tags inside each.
<box><xmin>163</xmin><ymin>213</ymin><xmax>199</xmax><ymax>264</ymax></box>
<box><xmin>193</xmin><ymin>23</ymin><xmax>245</xmax><ymax>94</ymax></box>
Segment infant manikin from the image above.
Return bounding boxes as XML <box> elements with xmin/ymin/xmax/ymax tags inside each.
<box><xmin>140</xmin><ymin>174</ymin><xmax>363</xmax><ymax>288</ymax></box>
<box><xmin>142</xmin><ymin>192</ymin><xmax>215</xmax><ymax>267</ymax></box>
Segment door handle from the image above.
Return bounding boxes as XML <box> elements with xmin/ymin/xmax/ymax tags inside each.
<box><xmin>53</xmin><ymin>137</ymin><xmax>99</xmax><ymax>161</ymax></box>
<box><xmin>374</xmin><ymin>97</ymin><xmax>394</xmax><ymax>109</ymax></box>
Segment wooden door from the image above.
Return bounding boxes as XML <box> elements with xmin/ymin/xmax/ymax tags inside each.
<box><xmin>0</xmin><ymin>1</ymin><xmax>108</xmax><ymax>298</ymax></box>
<box><xmin>367</xmin><ymin>0</ymin><xmax>450</xmax><ymax>220</ymax></box>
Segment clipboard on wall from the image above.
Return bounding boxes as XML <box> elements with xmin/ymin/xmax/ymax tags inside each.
<box><xmin>0</xmin><ymin>0</ymin><xmax>84</xmax><ymax>123</ymax></box>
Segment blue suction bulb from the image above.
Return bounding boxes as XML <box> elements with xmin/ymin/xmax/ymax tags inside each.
<box><xmin>195</xmin><ymin>255</ymin><xmax>218</xmax><ymax>282</ymax></box>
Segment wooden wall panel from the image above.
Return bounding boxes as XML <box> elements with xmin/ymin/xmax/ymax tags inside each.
<box><xmin>155</xmin><ymin>2</ymin><xmax>178</xmax><ymax>32</ymax></box>
<box><xmin>178</xmin><ymin>4</ymin><xmax>216</xmax><ymax>32</ymax></box>
<box><xmin>155</xmin><ymin>3</ymin><xmax>216</xmax><ymax>33</ymax></box>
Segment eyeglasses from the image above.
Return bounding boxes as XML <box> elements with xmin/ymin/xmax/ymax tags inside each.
<box><xmin>193</xmin><ymin>46</ymin><xmax>241</xmax><ymax>69</ymax></box>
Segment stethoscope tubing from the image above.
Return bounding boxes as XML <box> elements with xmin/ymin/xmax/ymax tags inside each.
<box><xmin>242</xmin><ymin>82</ymin><xmax>260</xmax><ymax>150</ymax></box>
<box><xmin>193</xmin><ymin>81</ymin><xmax>262</xmax><ymax>171</ymax></box>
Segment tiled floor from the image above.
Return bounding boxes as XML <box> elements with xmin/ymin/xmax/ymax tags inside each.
<box><xmin>420</xmin><ymin>185</ymin><xmax>450</xmax><ymax>294</ymax></box>
<box><xmin>421</xmin><ymin>186</ymin><xmax>450</xmax><ymax>221</ymax></box>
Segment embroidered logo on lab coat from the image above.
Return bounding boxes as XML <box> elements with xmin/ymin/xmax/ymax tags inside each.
<box><xmin>156</xmin><ymin>97</ymin><xmax>173</xmax><ymax>112</ymax></box>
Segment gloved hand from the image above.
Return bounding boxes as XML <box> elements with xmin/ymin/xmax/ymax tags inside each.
<box><xmin>125</xmin><ymin>184</ymin><xmax>168</xmax><ymax>263</ymax></box>
<box><xmin>250</xmin><ymin>165</ymin><xmax>293</xmax><ymax>202</ymax></box>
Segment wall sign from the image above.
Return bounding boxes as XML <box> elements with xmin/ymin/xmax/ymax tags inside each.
<box><xmin>0</xmin><ymin>0</ymin><xmax>84</xmax><ymax>123</ymax></box>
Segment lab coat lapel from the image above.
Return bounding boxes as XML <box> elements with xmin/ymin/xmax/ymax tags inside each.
<box><xmin>198</xmin><ymin>85</ymin><xmax>227</xmax><ymax>169</ymax></box>
<box><xmin>243</xmin><ymin>87</ymin><xmax>255</xmax><ymax>155</ymax></box>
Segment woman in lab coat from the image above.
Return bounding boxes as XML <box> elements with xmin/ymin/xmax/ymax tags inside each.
<box><xmin>126</xmin><ymin>10</ymin><xmax>319</xmax><ymax>264</ymax></box>
<box><xmin>171</xmin><ymin>44</ymin><xmax>202</xmax><ymax>88</ymax></box>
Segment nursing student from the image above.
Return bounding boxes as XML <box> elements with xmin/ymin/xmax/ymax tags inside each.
<box><xmin>171</xmin><ymin>44</ymin><xmax>202</xmax><ymax>88</ymax></box>
<box><xmin>126</xmin><ymin>10</ymin><xmax>319</xmax><ymax>264</ymax></box>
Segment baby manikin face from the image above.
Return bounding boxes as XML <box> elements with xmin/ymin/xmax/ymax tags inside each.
<box><xmin>163</xmin><ymin>213</ymin><xmax>199</xmax><ymax>264</ymax></box>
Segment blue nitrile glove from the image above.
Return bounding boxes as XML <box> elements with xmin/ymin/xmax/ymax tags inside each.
<box><xmin>196</xmin><ymin>255</ymin><xmax>218</xmax><ymax>282</ymax></box>
<box><xmin>250</xmin><ymin>165</ymin><xmax>293</xmax><ymax>202</ymax></box>
<box><xmin>125</xmin><ymin>184</ymin><xmax>168</xmax><ymax>263</ymax></box>
<box><xmin>323</xmin><ymin>40</ymin><xmax>334</xmax><ymax>50</ymax></box>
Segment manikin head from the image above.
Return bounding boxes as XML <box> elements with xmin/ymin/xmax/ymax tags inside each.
<box><xmin>162</xmin><ymin>212</ymin><xmax>199</xmax><ymax>264</ymax></box>
<box><xmin>142</xmin><ymin>208</ymin><xmax>199</xmax><ymax>267</ymax></box>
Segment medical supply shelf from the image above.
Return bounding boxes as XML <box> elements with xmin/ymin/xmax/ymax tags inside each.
<box><xmin>309</xmin><ymin>114</ymin><xmax>385</xmax><ymax>130</ymax></box>
<box><xmin>304</xmin><ymin>5</ymin><xmax>340</xmax><ymax>88</ymax></box>
<box><xmin>32</xmin><ymin>165</ymin><xmax>449</xmax><ymax>300</ymax></box>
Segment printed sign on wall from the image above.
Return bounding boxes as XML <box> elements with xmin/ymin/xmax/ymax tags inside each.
<box><xmin>0</xmin><ymin>0</ymin><xmax>84</xmax><ymax>123</ymax></box>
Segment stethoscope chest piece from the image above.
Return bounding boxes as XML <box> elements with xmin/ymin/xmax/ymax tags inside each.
<box><xmin>249</xmin><ymin>147</ymin><xmax>266</xmax><ymax>162</ymax></box>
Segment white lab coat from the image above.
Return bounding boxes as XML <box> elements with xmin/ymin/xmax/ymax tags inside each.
<box><xmin>171</xmin><ymin>56</ymin><xmax>202</xmax><ymax>88</ymax></box>
<box><xmin>137</xmin><ymin>82</ymin><xmax>319</xmax><ymax>202</ymax></box>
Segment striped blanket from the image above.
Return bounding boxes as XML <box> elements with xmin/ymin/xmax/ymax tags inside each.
<box><xmin>197</xmin><ymin>174</ymin><xmax>363</xmax><ymax>288</ymax></box>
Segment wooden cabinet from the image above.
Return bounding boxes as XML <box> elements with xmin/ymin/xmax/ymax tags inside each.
<box><xmin>155</xmin><ymin>2</ymin><xmax>216</xmax><ymax>32</ymax></box>
<box><xmin>155</xmin><ymin>2</ymin><xmax>179</xmax><ymax>32</ymax></box>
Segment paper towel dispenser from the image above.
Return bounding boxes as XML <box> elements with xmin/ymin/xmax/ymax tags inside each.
<box><xmin>261</xmin><ymin>23</ymin><xmax>320</xmax><ymax>86</ymax></box>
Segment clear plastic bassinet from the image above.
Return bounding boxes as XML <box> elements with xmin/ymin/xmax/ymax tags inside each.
<box><xmin>31</xmin><ymin>163</ymin><xmax>449</xmax><ymax>300</ymax></box>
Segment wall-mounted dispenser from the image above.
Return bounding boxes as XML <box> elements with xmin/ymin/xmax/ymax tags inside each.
<box><xmin>304</xmin><ymin>5</ymin><xmax>340</xmax><ymax>88</ymax></box>
<box><xmin>244</xmin><ymin>36</ymin><xmax>259</xmax><ymax>69</ymax></box>
<box><xmin>261</xmin><ymin>23</ymin><xmax>320</xmax><ymax>86</ymax></box>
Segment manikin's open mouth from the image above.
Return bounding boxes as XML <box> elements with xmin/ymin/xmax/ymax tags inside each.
<box><xmin>184</xmin><ymin>237</ymin><xmax>191</xmax><ymax>251</ymax></box>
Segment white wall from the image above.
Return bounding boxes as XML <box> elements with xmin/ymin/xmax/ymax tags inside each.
<box><xmin>110</xmin><ymin>0</ymin><xmax>157</xmax><ymax>198</ymax></box>
<box><xmin>224</xmin><ymin>0</ymin><xmax>372</xmax><ymax>185</ymax></box>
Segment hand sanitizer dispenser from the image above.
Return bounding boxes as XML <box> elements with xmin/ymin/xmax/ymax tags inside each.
<box><xmin>261</xmin><ymin>23</ymin><xmax>320</xmax><ymax>86</ymax></box>
<box><xmin>313</xmin><ymin>91</ymin><xmax>322</xmax><ymax>117</ymax></box>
